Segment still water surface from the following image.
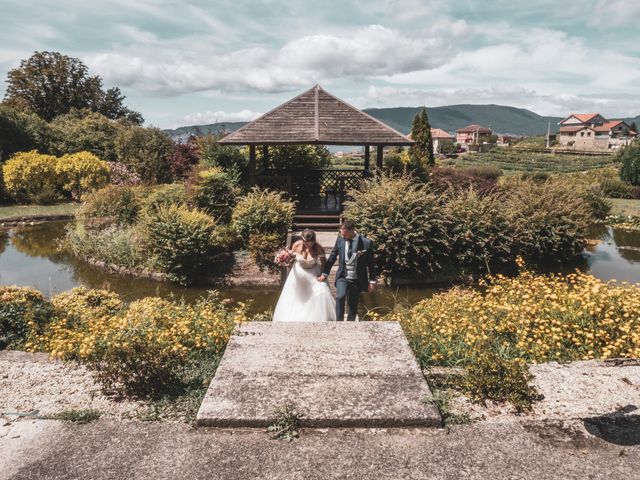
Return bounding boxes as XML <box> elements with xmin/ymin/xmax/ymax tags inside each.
<box><xmin>1</xmin><ymin>222</ymin><xmax>639</xmax><ymax>315</ymax></box>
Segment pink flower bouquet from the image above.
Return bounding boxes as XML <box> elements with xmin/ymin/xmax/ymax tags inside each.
<box><xmin>274</xmin><ymin>248</ymin><xmax>295</xmax><ymax>268</ymax></box>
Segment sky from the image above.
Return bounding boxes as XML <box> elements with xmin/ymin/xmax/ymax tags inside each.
<box><xmin>1</xmin><ymin>0</ymin><xmax>640</xmax><ymax>128</ymax></box>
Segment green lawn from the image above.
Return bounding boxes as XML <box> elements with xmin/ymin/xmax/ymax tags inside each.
<box><xmin>608</xmin><ymin>198</ymin><xmax>640</xmax><ymax>217</ymax></box>
<box><xmin>0</xmin><ymin>202</ymin><xmax>79</xmax><ymax>221</ymax></box>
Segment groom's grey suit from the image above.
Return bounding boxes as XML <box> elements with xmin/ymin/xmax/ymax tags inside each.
<box><xmin>322</xmin><ymin>234</ymin><xmax>378</xmax><ymax>321</ymax></box>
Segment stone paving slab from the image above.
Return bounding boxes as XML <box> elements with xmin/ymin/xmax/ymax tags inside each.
<box><xmin>196</xmin><ymin>321</ymin><xmax>440</xmax><ymax>428</ymax></box>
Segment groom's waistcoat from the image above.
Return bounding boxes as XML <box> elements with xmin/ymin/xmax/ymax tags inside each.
<box><xmin>323</xmin><ymin>235</ymin><xmax>378</xmax><ymax>292</ymax></box>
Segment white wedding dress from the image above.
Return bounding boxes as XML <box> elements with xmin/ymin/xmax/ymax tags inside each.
<box><xmin>273</xmin><ymin>253</ymin><xmax>336</xmax><ymax>322</ymax></box>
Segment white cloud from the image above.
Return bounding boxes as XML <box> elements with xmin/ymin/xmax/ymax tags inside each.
<box><xmin>84</xmin><ymin>25</ymin><xmax>453</xmax><ymax>95</ymax></box>
<box><xmin>182</xmin><ymin>109</ymin><xmax>262</xmax><ymax>125</ymax></box>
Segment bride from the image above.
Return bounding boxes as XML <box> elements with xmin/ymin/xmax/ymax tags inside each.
<box><xmin>273</xmin><ymin>229</ymin><xmax>336</xmax><ymax>322</ymax></box>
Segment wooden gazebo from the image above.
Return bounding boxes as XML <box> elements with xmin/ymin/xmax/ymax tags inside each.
<box><xmin>218</xmin><ymin>85</ymin><xmax>413</xmax><ymax>215</ymax></box>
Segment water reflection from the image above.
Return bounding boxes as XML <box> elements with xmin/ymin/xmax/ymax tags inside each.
<box><xmin>1</xmin><ymin>221</ymin><xmax>639</xmax><ymax>315</ymax></box>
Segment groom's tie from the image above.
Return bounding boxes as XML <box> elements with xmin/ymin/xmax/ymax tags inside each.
<box><xmin>347</xmin><ymin>238</ymin><xmax>352</xmax><ymax>258</ymax></box>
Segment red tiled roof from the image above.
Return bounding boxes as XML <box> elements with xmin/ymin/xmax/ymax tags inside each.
<box><xmin>430</xmin><ymin>128</ymin><xmax>453</xmax><ymax>139</ymax></box>
<box><xmin>573</xmin><ymin>113</ymin><xmax>600</xmax><ymax>123</ymax></box>
<box><xmin>594</xmin><ymin>121</ymin><xmax>626</xmax><ymax>133</ymax></box>
<box><xmin>559</xmin><ymin>125</ymin><xmax>594</xmax><ymax>133</ymax></box>
<box><xmin>456</xmin><ymin>124</ymin><xmax>492</xmax><ymax>134</ymax></box>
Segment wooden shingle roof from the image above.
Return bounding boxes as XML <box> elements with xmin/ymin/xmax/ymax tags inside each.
<box><xmin>218</xmin><ymin>85</ymin><xmax>414</xmax><ymax>146</ymax></box>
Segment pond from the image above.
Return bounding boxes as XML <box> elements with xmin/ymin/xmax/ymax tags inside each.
<box><xmin>1</xmin><ymin>222</ymin><xmax>639</xmax><ymax>316</ymax></box>
<box><xmin>0</xmin><ymin>221</ymin><xmax>442</xmax><ymax>316</ymax></box>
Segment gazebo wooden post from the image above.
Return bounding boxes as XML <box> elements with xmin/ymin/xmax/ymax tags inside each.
<box><xmin>249</xmin><ymin>145</ymin><xmax>256</xmax><ymax>184</ymax></box>
<box><xmin>262</xmin><ymin>145</ymin><xmax>269</xmax><ymax>171</ymax></box>
<box><xmin>376</xmin><ymin>145</ymin><xmax>384</xmax><ymax>174</ymax></box>
<box><xmin>364</xmin><ymin>145</ymin><xmax>370</xmax><ymax>173</ymax></box>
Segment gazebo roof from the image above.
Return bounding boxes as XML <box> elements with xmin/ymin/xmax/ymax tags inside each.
<box><xmin>218</xmin><ymin>85</ymin><xmax>414</xmax><ymax>146</ymax></box>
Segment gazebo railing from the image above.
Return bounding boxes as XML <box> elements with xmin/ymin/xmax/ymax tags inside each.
<box><xmin>251</xmin><ymin>168</ymin><xmax>368</xmax><ymax>212</ymax></box>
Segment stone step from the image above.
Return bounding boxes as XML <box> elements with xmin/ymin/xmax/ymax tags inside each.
<box><xmin>292</xmin><ymin>222</ymin><xmax>340</xmax><ymax>231</ymax></box>
<box><xmin>196</xmin><ymin>322</ymin><xmax>440</xmax><ymax>428</ymax></box>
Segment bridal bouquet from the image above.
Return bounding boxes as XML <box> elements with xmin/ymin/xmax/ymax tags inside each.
<box><xmin>274</xmin><ymin>248</ymin><xmax>295</xmax><ymax>268</ymax></box>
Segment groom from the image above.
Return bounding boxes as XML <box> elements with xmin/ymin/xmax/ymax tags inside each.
<box><xmin>318</xmin><ymin>220</ymin><xmax>378</xmax><ymax>321</ymax></box>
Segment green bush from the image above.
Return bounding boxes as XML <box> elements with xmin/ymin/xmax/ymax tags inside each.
<box><xmin>231</xmin><ymin>188</ymin><xmax>295</xmax><ymax>242</ymax></box>
<box><xmin>141</xmin><ymin>205</ymin><xmax>224</xmax><ymax>284</ymax></box>
<box><xmin>0</xmin><ymin>286</ymin><xmax>53</xmax><ymax>349</ymax></box>
<box><xmin>443</xmin><ymin>188</ymin><xmax>513</xmax><ymax>274</ymax></box>
<box><xmin>141</xmin><ymin>183</ymin><xmax>187</xmax><ymax>215</ymax></box>
<box><xmin>504</xmin><ymin>178</ymin><xmax>590</xmax><ymax>265</ymax></box>
<box><xmin>619</xmin><ymin>141</ymin><xmax>640</xmax><ymax>186</ymax></box>
<box><xmin>115</xmin><ymin>126</ymin><xmax>174</xmax><ymax>184</ymax></box>
<box><xmin>462</xmin><ymin>350</ymin><xmax>538</xmax><ymax>412</ymax></box>
<box><xmin>2</xmin><ymin>150</ymin><xmax>61</xmax><ymax>203</ymax></box>
<box><xmin>0</xmin><ymin>105</ymin><xmax>53</xmax><ymax>159</ymax></box>
<box><xmin>248</xmin><ymin>232</ymin><xmax>284</xmax><ymax>272</ymax></box>
<box><xmin>189</xmin><ymin>167</ymin><xmax>238</xmax><ymax>222</ymax></box>
<box><xmin>78</xmin><ymin>184</ymin><xmax>144</xmax><ymax>228</ymax></box>
<box><xmin>344</xmin><ymin>175</ymin><xmax>450</xmax><ymax>278</ymax></box>
<box><xmin>582</xmin><ymin>187</ymin><xmax>612</xmax><ymax>220</ymax></box>
<box><xmin>599</xmin><ymin>178</ymin><xmax>635</xmax><ymax>199</ymax></box>
<box><xmin>50</xmin><ymin>109</ymin><xmax>122</xmax><ymax>161</ymax></box>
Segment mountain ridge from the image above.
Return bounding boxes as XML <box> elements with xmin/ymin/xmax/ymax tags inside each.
<box><xmin>163</xmin><ymin>104</ymin><xmax>640</xmax><ymax>140</ymax></box>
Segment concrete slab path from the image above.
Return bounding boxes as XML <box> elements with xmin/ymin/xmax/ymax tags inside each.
<box><xmin>196</xmin><ymin>321</ymin><xmax>440</xmax><ymax>428</ymax></box>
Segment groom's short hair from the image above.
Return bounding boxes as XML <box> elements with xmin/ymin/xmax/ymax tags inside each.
<box><xmin>341</xmin><ymin>220</ymin><xmax>356</xmax><ymax>231</ymax></box>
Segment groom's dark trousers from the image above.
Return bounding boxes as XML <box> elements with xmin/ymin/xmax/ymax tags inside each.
<box><xmin>336</xmin><ymin>278</ymin><xmax>360</xmax><ymax>322</ymax></box>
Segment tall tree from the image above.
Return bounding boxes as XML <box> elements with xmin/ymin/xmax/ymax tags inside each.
<box><xmin>410</xmin><ymin>107</ymin><xmax>435</xmax><ymax>169</ymax></box>
<box><xmin>3</xmin><ymin>51</ymin><xmax>143</xmax><ymax>124</ymax></box>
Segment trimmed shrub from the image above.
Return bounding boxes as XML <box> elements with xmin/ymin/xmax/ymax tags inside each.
<box><xmin>443</xmin><ymin>188</ymin><xmax>513</xmax><ymax>274</ymax></box>
<box><xmin>141</xmin><ymin>183</ymin><xmax>187</xmax><ymax>215</ymax></box>
<box><xmin>504</xmin><ymin>178</ymin><xmax>590</xmax><ymax>265</ymax></box>
<box><xmin>2</xmin><ymin>150</ymin><xmax>61</xmax><ymax>203</ymax></box>
<box><xmin>0</xmin><ymin>286</ymin><xmax>53</xmax><ymax>349</ymax></box>
<box><xmin>232</xmin><ymin>188</ymin><xmax>295</xmax><ymax>241</ymax></box>
<box><xmin>56</xmin><ymin>151</ymin><xmax>110</xmax><ymax>200</ymax></box>
<box><xmin>141</xmin><ymin>205</ymin><xmax>223</xmax><ymax>284</ymax></box>
<box><xmin>344</xmin><ymin>175</ymin><xmax>450</xmax><ymax>278</ymax></box>
<box><xmin>78</xmin><ymin>184</ymin><xmax>144</xmax><ymax>228</ymax></box>
<box><xmin>189</xmin><ymin>167</ymin><xmax>238</xmax><ymax>222</ymax></box>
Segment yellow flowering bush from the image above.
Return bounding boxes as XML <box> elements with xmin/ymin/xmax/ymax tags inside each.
<box><xmin>0</xmin><ymin>286</ymin><xmax>53</xmax><ymax>349</ymax></box>
<box><xmin>90</xmin><ymin>293</ymin><xmax>245</xmax><ymax>396</ymax></box>
<box><xmin>395</xmin><ymin>260</ymin><xmax>640</xmax><ymax>367</ymax></box>
<box><xmin>0</xmin><ymin>286</ymin><xmax>248</xmax><ymax>397</ymax></box>
<box><xmin>2</xmin><ymin>150</ymin><xmax>61</xmax><ymax>203</ymax></box>
<box><xmin>35</xmin><ymin>288</ymin><xmax>125</xmax><ymax>360</ymax></box>
<box><xmin>33</xmin><ymin>290</ymin><xmax>245</xmax><ymax>397</ymax></box>
<box><xmin>56</xmin><ymin>151</ymin><xmax>110</xmax><ymax>200</ymax></box>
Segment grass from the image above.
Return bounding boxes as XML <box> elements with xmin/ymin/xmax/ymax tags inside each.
<box><xmin>0</xmin><ymin>202</ymin><xmax>79</xmax><ymax>221</ymax></box>
<box><xmin>267</xmin><ymin>404</ymin><xmax>303</xmax><ymax>441</ymax></box>
<box><xmin>45</xmin><ymin>409</ymin><xmax>102</xmax><ymax>423</ymax></box>
<box><xmin>445</xmin><ymin>148</ymin><xmax>617</xmax><ymax>174</ymax></box>
<box><xmin>608</xmin><ymin>198</ymin><xmax>640</xmax><ymax>217</ymax></box>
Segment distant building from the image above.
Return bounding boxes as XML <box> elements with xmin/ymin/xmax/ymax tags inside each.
<box><xmin>431</xmin><ymin>128</ymin><xmax>454</xmax><ymax>154</ymax></box>
<box><xmin>558</xmin><ymin>113</ymin><xmax>636</xmax><ymax>150</ymax></box>
<box><xmin>496</xmin><ymin>135</ymin><xmax>515</xmax><ymax>146</ymax></box>
<box><xmin>456</xmin><ymin>124</ymin><xmax>492</xmax><ymax>147</ymax></box>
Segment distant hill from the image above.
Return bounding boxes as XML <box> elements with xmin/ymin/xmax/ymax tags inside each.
<box><xmin>164</xmin><ymin>105</ymin><xmax>640</xmax><ymax>140</ymax></box>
